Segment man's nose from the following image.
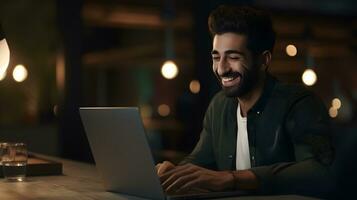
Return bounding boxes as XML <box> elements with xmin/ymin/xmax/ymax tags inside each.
<box><xmin>217</xmin><ymin>59</ymin><xmax>229</xmax><ymax>75</ymax></box>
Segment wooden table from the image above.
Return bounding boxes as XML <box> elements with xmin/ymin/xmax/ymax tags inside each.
<box><xmin>0</xmin><ymin>154</ymin><xmax>318</xmax><ymax>200</ymax></box>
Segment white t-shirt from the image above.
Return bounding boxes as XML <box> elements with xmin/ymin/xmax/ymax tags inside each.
<box><xmin>236</xmin><ymin>103</ymin><xmax>251</xmax><ymax>170</ymax></box>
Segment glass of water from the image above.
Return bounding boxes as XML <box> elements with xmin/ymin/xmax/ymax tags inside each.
<box><xmin>1</xmin><ymin>143</ymin><xmax>27</xmax><ymax>181</ymax></box>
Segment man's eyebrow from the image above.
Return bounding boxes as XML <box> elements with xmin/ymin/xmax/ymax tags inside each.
<box><xmin>225</xmin><ymin>50</ymin><xmax>245</xmax><ymax>56</ymax></box>
<box><xmin>211</xmin><ymin>50</ymin><xmax>245</xmax><ymax>56</ymax></box>
<box><xmin>211</xmin><ymin>50</ymin><xmax>219</xmax><ymax>55</ymax></box>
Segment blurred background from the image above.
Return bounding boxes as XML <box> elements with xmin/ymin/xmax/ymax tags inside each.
<box><xmin>0</xmin><ymin>0</ymin><xmax>356</xmax><ymax>172</ymax></box>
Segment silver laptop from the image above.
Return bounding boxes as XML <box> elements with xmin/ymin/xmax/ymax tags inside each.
<box><xmin>80</xmin><ymin>107</ymin><xmax>248</xmax><ymax>200</ymax></box>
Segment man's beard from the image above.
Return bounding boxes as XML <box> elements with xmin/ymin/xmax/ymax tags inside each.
<box><xmin>215</xmin><ymin>65</ymin><xmax>260</xmax><ymax>98</ymax></box>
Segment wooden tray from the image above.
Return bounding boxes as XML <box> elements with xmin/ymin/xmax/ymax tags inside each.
<box><xmin>0</xmin><ymin>154</ymin><xmax>63</xmax><ymax>177</ymax></box>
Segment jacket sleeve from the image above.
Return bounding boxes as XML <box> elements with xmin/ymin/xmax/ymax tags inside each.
<box><xmin>250</xmin><ymin>93</ymin><xmax>336</xmax><ymax>198</ymax></box>
<box><xmin>179</xmin><ymin>98</ymin><xmax>217</xmax><ymax>169</ymax></box>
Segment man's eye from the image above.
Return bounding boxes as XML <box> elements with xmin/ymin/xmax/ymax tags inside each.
<box><xmin>229</xmin><ymin>57</ymin><xmax>239</xmax><ymax>60</ymax></box>
<box><xmin>212</xmin><ymin>57</ymin><xmax>220</xmax><ymax>61</ymax></box>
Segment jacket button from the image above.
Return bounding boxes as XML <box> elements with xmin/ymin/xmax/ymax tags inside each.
<box><xmin>228</xmin><ymin>155</ymin><xmax>233</xmax><ymax>159</ymax></box>
<box><xmin>256</xmin><ymin>111</ymin><xmax>260</xmax><ymax>115</ymax></box>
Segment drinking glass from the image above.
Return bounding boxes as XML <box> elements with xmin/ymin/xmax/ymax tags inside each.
<box><xmin>1</xmin><ymin>143</ymin><xmax>27</xmax><ymax>181</ymax></box>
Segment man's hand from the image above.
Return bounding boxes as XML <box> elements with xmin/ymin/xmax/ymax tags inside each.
<box><xmin>159</xmin><ymin>163</ymin><xmax>234</xmax><ymax>195</ymax></box>
<box><xmin>156</xmin><ymin>161</ymin><xmax>176</xmax><ymax>176</ymax></box>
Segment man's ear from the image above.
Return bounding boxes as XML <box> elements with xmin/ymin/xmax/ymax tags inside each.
<box><xmin>261</xmin><ymin>50</ymin><xmax>272</xmax><ymax>72</ymax></box>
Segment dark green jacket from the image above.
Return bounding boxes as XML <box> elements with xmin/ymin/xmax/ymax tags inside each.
<box><xmin>181</xmin><ymin>74</ymin><xmax>335</xmax><ymax>197</ymax></box>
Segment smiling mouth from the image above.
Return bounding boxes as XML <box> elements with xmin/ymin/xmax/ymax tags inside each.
<box><xmin>221</xmin><ymin>75</ymin><xmax>241</xmax><ymax>87</ymax></box>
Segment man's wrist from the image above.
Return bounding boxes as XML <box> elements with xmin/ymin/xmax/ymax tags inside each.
<box><xmin>220</xmin><ymin>171</ymin><xmax>235</xmax><ymax>191</ymax></box>
<box><xmin>218</xmin><ymin>170</ymin><xmax>259</xmax><ymax>191</ymax></box>
<box><xmin>232</xmin><ymin>170</ymin><xmax>259</xmax><ymax>190</ymax></box>
<box><xmin>228</xmin><ymin>171</ymin><xmax>237</xmax><ymax>190</ymax></box>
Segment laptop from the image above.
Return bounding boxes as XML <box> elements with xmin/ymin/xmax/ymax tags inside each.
<box><xmin>79</xmin><ymin>107</ymin><xmax>249</xmax><ymax>200</ymax></box>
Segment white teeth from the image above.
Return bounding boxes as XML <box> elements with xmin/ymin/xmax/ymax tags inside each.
<box><xmin>222</xmin><ymin>77</ymin><xmax>234</xmax><ymax>82</ymax></box>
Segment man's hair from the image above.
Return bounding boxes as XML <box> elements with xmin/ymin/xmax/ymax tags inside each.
<box><xmin>208</xmin><ymin>5</ymin><xmax>276</xmax><ymax>55</ymax></box>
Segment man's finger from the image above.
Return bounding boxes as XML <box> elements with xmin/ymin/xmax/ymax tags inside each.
<box><xmin>162</xmin><ymin>166</ymin><xmax>196</xmax><ymax>190</ymax></box>
<box><xmin>176</xmin><ymin>178</ymin><xmax>206</xmax><ymax>194</ymax></box>
<box><xmin>162</xmin><ymin>168</ymin><xmax>192</xmax><ymax>190</ymax></box>
<box><xmin>155</xmin><ymin>163</ymin><xmax>161</xmax><ymax>171</ymax></box>
<box><xmin>157</xmin><ymin>161</ymin><xmax>175</xmax><ymax>176</ymax></box>
<box><xmin>160</xmin><ymin>164</ymin><xmax>195</xmax><ymax>182</ymax></box>
<box><xmin>165</xmin><ymin>171</ymin><xmax>200</xmax><ymax>194</ymax></box>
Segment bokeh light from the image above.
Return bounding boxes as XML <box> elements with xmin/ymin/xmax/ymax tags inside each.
<box><xmin>189</xmin><ymin>80</ymin><xmax>200</xmax><ymax>94</ymax></box>
<box><xmin>161</xmin><ymin>60</ymin><xmax>178</xmax><ymax>79</ymax></box>
<box><xmin>0</xmin><ymin>39</ymin><xmax>10</xmax><ymax>81</ymax></box>
<box><xmin>13</xmin><ymin>64</ymin><xmax>28</xmax><ymax>82</ymax></box>
<box><xmin>158</xmin><ymin>104</ymin><xmax>170</xmax><ymax>117</ymax></box>
<box><xmin>302</xmin><ymin>69</ymin><xmax>317</xmax><ymax>86</ymax></box>
<box><xmin>286</xmin><ymin>44</ymin><xmax>298</xmax><ymax>57</ymax></box>
<box><xmin>0</xmin><ymin>70</ymin><xmax>5</xmax><ymax>81</ymax></box>
<box><xmin>329</xmin><ymin>107</ymin><xmax>338</xmax><ymax>118</ymax></box>
<box><xmin>332</xmin><ymin>98</ymin><xmax>341</xmax><ymax>110</ymax></box>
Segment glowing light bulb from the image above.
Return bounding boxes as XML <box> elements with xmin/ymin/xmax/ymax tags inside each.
<box><xmin>0</xmin><ymin>39</ymin><xmax>10</xmax><ymax>81</ymax></box>
<box><xmin>161</xmin><ymin>60</ymin><xmax>178</xmax><ymax>79</ymax></box>
<box><xmin>329</xmin><ymin>107</ymin><xmax>338</xmax><ymax>118</ymax></box>
<box><xmin>189</xmin><ymin>80</ymin><xmax>200</xmax><ymax>94</ymax></box>
<box><xmin>332</xmin><ymin>98</ymin><xmax>341</xmax><ymax>110</ymax></box>
<box><xmin>13</xmin><ymin>64</ymin><xmax>28</xmax><ymax>82</ymax></box>
<box><xmin>286</xmin><ymin>44</ymin><xmax>297</xmax><ymax>57</ymax></box>
<box><xmin>0</xmin><ymin>70</ymin><xmax>5</xmax><ymax>81</ymax></box>
<box><xmin>158</xmin><ymin>104</ymin><xmax>170</xmax><ymax>117</ymax></box>
<box><xmin>302</xmin><ymin>69</ymin><xmax>317</xmax><ymax>86</ymax></box>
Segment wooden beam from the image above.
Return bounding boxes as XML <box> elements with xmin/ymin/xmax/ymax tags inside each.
<box><xmin>273</xmin><ymin>14</ymin><xmax>352</xmax><ymax>40</ymax></box>
<box><xmin>82</xmin><ymin>3</ymin><xmax>192</xmax><ymax>29</ymax></box>
<box><xmin>83</xmin><ymin>44</ymin><xmax>161</xmax><ymax>66</ymax></box>
<box><xmin>83</xmin><ymin>57</ymin><xmax>193</xmax><ymax>70</ymax></box>
<box><xmin>83</xmin><ymin>39</ymin><xmax>193</xmax><ymax>66</ymax></box>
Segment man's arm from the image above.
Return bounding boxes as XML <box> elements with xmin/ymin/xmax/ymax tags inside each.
<box><xmin>156</xmin><ymin>97</ymin><xmax>218</xmax><ymax>177</ymax></box>
<box><xmin>230</xmin><ymin>93</ymin><xmax>335</xmax><ymax>197</ymax></box>
<box><xmin>179</xmin><ymin>96</ymin><xmax>218</xmax><ymax>169</ymax></box>
<box><xmin>159</xmin><ymin>93</ymin><xmax>335</xmax><ymax>197</ymax></box>
<box><xmin>249</xmin><ymin>93</ymin><xmax>335</xmax><ymax>197</ymax></box>
<box><xmin>158</xmin><ymin>94</ymin><xmax>260</xmax><ymax>192</ymax></box>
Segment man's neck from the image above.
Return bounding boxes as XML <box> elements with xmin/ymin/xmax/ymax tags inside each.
<box><xmin>238</xmin><ymin>73</ymin><xmax>266</xmax><ymax>117</ymax></box>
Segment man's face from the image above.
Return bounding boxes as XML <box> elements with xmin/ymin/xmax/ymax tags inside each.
<box><xmin>212</xmin><ymin>33</ymin><xmax>260</xmax><ymax>97</ymax></box>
